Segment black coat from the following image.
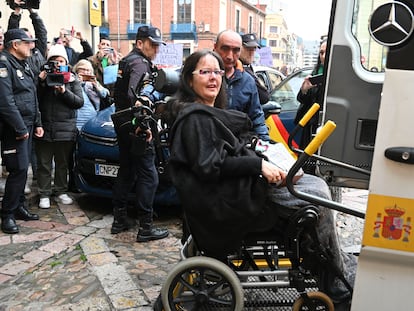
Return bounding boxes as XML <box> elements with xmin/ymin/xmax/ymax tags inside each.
<box><xmin>169</xmin><ymin>103</ymin><xmax>270</xmax><ymax>258</ymax></box>
<box><xmin>114</xmin><ymin>48</ymin><xmax>156</xmax><ymax>110</ymax></box>
<box><xmin>37</xmin><ymin>74</ymin><xmax>84</xmax><ymax>142</ymax></box>
<box><xmin>295</xmin><ymin>66</ymin><xmax>324</xmax><ymax>149</ymax></box>
<box><xmin>65</xmin><ymin>41</ymin><xmax>93</xmax><ymax>67</ymax></box>
<box><xmin>243</xmin><ymin>63</ymin><xmax>270</xmax><ymax>105</ymax></box>
<box><xmin>0</xmin><ymin>51</ymin><xmax>42</xmax><ymax>138</ymax></box>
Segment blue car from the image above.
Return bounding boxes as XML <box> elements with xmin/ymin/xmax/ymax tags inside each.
<box><xmin>74</xmin><ymin>103</ymin><xmax>180</xmax><ymax>206</ymax></box>
<box><xmin>74</xmin><ymin>67</ymin><xmax>312</xmax><ymax>203</ymax></box>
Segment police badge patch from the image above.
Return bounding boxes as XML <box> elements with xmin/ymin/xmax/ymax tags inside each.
<box><xmin>0</xmin><ymin>68</ymin><xmax>8</xmax><ymax>78</ymax></box>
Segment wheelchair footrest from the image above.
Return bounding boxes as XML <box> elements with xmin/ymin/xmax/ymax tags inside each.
<box><xmin>243</xmin><ymin>286</ymin><xmax>319</xmax><ymax>309</ymax></box>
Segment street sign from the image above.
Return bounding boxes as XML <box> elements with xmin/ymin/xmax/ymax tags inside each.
<box><xmin>89</xmin><ymin>0</ymin><xmax>102</xmax><ymax>27</ymax></box>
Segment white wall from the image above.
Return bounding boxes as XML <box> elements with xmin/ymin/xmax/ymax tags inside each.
<box><xmin>0</xmin><ymin>1</ymin><xmax>98</xmax><ymax>53</ymax></box>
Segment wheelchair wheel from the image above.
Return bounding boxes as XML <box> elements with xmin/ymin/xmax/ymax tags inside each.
<box><xmin>161</xmin><ymin>256</ymin><xmax>244</xmax><ymax>311</ymax></box>
<box><xmin>292</xmin><ymin>291</ymin><xmax>335</xmax><ymax>311</ymax></box>
<box><xmin>153</xmin><ymin>293</ymin><xmax>164</xmax><ymax>311</ymax></box>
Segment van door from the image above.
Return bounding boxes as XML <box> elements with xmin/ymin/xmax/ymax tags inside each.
<box><xmin>317</xmin><ymin>0</ymin><xmax>387</xmax><ymax>189</ymax></box>
<box><xmin>328</xmin><ymin>1</ymin><xmax>414</xmax><ymax>309</ymax></box>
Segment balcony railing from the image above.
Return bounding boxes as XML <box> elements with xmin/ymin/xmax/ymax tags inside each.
<box><xmin>99</xmin><ymin>25</ymin><xmax>110</xmax><ymax>37</ymax></box>
<box><xmin>170</xmin><ymin>23</ymin><xmax>197</xmax><ymax>41</ymax></box>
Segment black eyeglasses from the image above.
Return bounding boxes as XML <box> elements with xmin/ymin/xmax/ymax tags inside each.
<box><xmin>192</xmin><ymin>69</ymin><xmax>225</xmax><ymax>77</ymax></box>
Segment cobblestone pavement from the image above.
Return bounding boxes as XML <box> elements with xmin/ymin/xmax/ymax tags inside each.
<box><xmin>0</xmin><ymin>174</ymin><xmax>368</xmax><ymax>311</ymax></box>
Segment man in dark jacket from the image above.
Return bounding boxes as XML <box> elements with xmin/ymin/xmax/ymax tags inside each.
<box><xmin>7</xmin><ymin>6</ymin><xmax>48</xmax><ymax>182</ymax></box>
<box><xmin>0</xmin><ymin>28</ymin><xmax>44</xmax><ymax>234</ymax></box>
<box><xmin>112</xmin><ymin>25</ymin><xmax>169</xmax><ymax>242</ymax></box>
<box><xmin>214</xmin><ymin>30</ymin><xmax>270</xmax><ymax>141</ymax></box>
<box><xmin>240</xmin><ymin>33</ymin><xmax>270</xmax><ymax>105</ymax></box>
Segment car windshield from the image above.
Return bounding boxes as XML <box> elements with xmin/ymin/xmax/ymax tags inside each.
<box><xmin>269</xmin><ymin>68</ymin><xmax>312</xmax><ymax>111</ymax></box>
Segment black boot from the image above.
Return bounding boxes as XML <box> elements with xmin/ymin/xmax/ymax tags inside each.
<box><xmin>111</xmin><ymin>205</ymin><xmax>135</xmax><ymax>234</ymax></box>
<box><xmin>15</xmin><ymin>205</ymin><xmax>39</xmax><ymax>221</ymax></box>
<box><xmin>1</xmin><ymin>217</ymin><xmax>19</xmax><ymax>234</ymax></box>
<box><xmin>136</xmin><ymin>214</ymin><xmax>169</xmax><ymax>242</ymax></box>
<box><xmin>111</xmin><ymin>218</ymin><xmax>136</xmax><ymax>234</ymax></box>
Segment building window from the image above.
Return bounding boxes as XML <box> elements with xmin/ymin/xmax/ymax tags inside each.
<box><xmin>272</xmin><ymin>53</ymin><xmax>280</xmax><ymax>60</ymax></box>
<box><xmin>269</xmin><ymin>26</ymin><xmax>278</xmax><ymax>33</ymax></box>
<box><xmin>235</xmin><ymin>9</ymin><xmax>241</xmax><ymax>33</ymax></box>
<box><xmin>178</xmin><ymin>0</ymin><xmax>192</xmax><ymax>23</ymax></box>
<box><xmin>134</xmin><ymin>0</ymin><xmax>147</xmax><ymax>23</ymax></box>
<box><xmin>248</xmin><ymin>16</ymin><xmax>253</xmax><ymax>33</ymax></box>
<box><xmin>101</xmin><ymin>0</ymin><xmax>105</xmax><ymax>22</ymax></box>
<box><xmin>269</xmin><ymin>40</ymin><xmax>277</xmax><ymax>47</ymax></box>
<box><xmin>259</xmin><ymin>21</ymin><xmax>263</xmax><ymax>39</ymax></box>
<box><xmin>352</xmin><ymin>0</ymin><xmax>387</xmax><ymax>72</ymax></box>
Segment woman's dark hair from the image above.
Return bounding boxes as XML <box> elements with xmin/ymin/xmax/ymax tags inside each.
<box><xmin>314</xmin><ymin>39</ymin><xmax>327</xmax><ymax>74</ymax></box>
<box><xmin>164</xmin><ymin>49</ymin><xmax>227</xmax><ymax>125</ymax></box>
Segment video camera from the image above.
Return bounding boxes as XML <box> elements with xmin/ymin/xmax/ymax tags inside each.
<box><xmin>40</xmin><ymin>61</ymin><xmax>71</xmax><ymax>87</ymax></box>
<box><xmin>152</xmin><ymin>67</ymin><xmax>180</xmax><ymax>96</ymax></box>
<box><xmin>40</xmin><ymin>60</ymin><xmax>59</xmax><ymax>74</ymax></box>
<box><xmin>6</xmin><ymin>0</ymin><xmax>41</xmax><ymax>10</ymax></box>
<box><xmin>110</xmin><ymin>67</ymin><xmax>180</xmax><ymax>155</ymax></box>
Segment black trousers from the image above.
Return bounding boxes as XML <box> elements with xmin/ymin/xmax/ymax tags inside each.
<box><xmin>1</xmin><ymin>126</ymin><xmax>32</xmax><ymax>218</ymax></box>
<box><xmin>112</xmin><ymin>130</ymin><xmax>159</xmax><ymax>219</ymax></box>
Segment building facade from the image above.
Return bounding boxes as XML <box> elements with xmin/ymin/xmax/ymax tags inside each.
<box><xmin>0</xmin><ymin>0</ymin><xmax>99</xmax><ymax>55</ymax></box>
<box><xmin>264</xmin><ymin>13</ymin><xmax>292</xmax><ymax>70</ymax></box>
<box><xmin>0</xmin><ymin>0</ymin><xmax>320</xmax><ymax>69</ymax></box>
<box><xmin>101</xmin><ymin>0</ymin><xmax>267</xmax><ymax>59</ymax></box>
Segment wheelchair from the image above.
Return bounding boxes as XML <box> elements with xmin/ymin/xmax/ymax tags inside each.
<box><xmin>152</xmin><ymin>108</ymin><xmax>363</xmax><ymax>310</ymax></box>
<box><xmin>154</xmin><ymin>200</ymin><xmax>358</xmax><ymax>310</ymax></box>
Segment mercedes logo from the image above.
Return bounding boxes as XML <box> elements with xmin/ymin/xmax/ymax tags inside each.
<box><xmin>369</xmin><ymin>1</ymin><xmax>414</xmax><ymax>46</ymax></box>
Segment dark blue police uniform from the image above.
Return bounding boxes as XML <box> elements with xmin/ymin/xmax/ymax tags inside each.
<box><xmin>0</xmin><ymin>29</ymin><xmax>42</xmax><ymax>234</ymax></box>
<box><xmin>111</xmin><ymin>26</ymin><xmax>168</xmax><ymax>242</ymax></box>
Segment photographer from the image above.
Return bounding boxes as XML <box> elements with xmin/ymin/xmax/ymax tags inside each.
<box><xmin>73</xmin><ymin>59</ymin><xmax>109</xmax><ymax>130</ymax></box>
<box><xmin>295</xmin><ymin>39</ymin><xmax>327</xmax><ymax>151</ymax></box>
<box><xmin>59</xmin><ymin>28</ymin><xmax>93</xmax><ymax>66</ymax></box>
<box><xmin>88</xmin><ymin>34</ymin><xmax>121</xmax><ymax>100</ymax></box>
<box><xmin>36</xmin><ymin>44</ymin><xmax>83</xmax><ymax>209</ymax></box>
<box><xmin>111</xmin><ymin>25</ymin><xmax>168</xmax><ymax>242</ymax></box>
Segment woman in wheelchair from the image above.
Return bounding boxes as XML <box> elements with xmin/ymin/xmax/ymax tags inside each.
<box><xmin>163</xmin><ymin>49</ymin><xmax>357</xmax><ymax>306</ymax></box>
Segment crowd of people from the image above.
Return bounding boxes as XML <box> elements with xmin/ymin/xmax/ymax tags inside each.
<box><xmin>0</xmin><ymin>2</ymin><xmax>355</xmax><ymax>307</ymax></box>
<box><xmin>0</xmin><ymin>4</ymin><xmax>121</xmax><ymax>231</ymax></box>
<box><xmin>164</xmin><ymin>47</ymin><xmax>355</xmax><ymax>306</ymax></box>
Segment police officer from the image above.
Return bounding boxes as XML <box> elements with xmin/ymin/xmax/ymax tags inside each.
<box><xmin>240</xmin><ymin>33</ymin><xmax>270</xmax><ymax>105</ymax></box>
<box><xmin>0</xmin><ymin>28</ymin><xmax>44</xmax><ymax>234</ymax></box>
<box><xmin>112</xmin><ymin>25</ymin><xmax>169</xmax><ymax>242</ymax></box>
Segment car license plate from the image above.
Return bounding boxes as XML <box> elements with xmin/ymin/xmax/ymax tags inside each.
<box><xmin>95</xmin><ymin>163</ymin><xmax>119</xmax><ymax>177</ymax></box>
